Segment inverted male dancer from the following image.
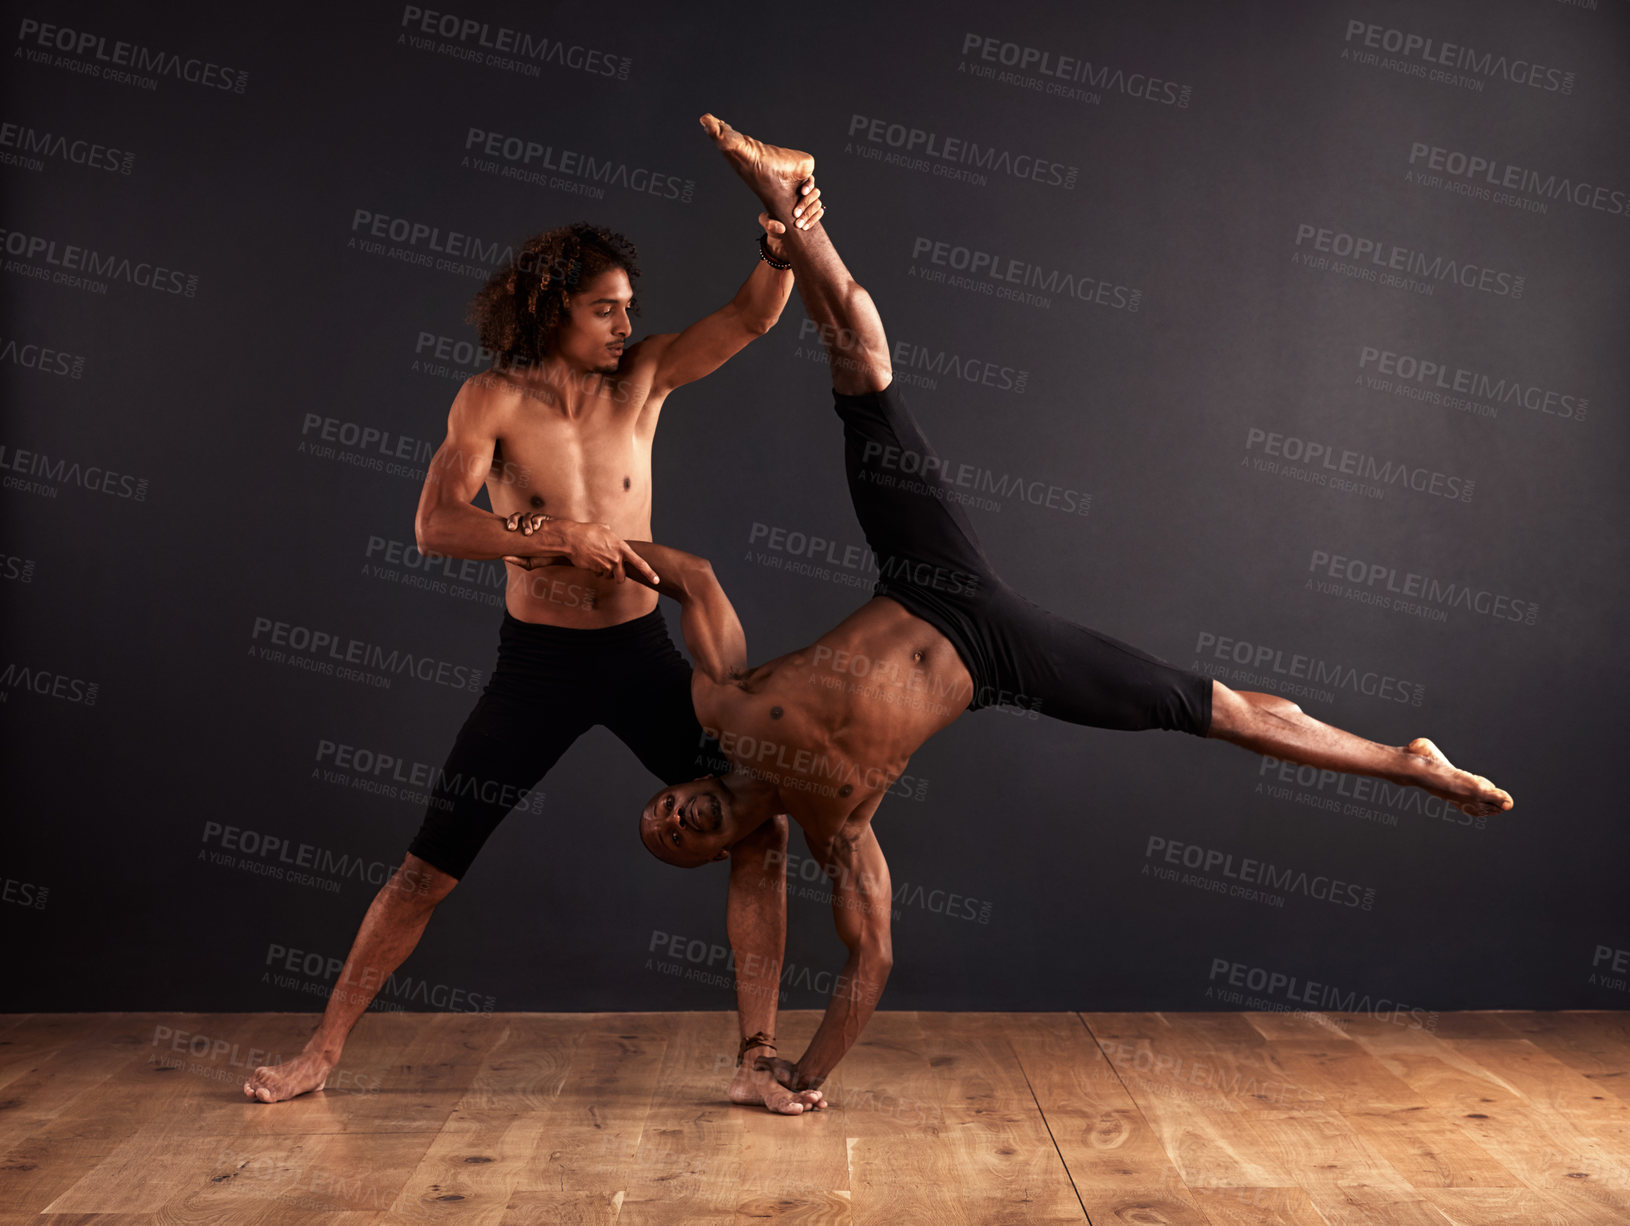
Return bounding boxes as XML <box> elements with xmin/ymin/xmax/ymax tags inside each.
<box><xmin>246</xmin><ymin>191</ymin><xmax>827</xmax><ymax>1115</ymax></box>
<box><xmin>608</xmin><ymin>116</ymin><xmax>1513</xmax><ymax>1099</ymax></box>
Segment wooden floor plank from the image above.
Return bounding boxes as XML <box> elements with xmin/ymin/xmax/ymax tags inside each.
<box><xmin>1012</xmin><ymin>1013</ymin><xmax>1215</xmax><ymax>1224</ymax></box>
<box><xmin>0</xmin><ymin>1010</ymin><xmax>1619</xmax><ymax>1223</ymax></box>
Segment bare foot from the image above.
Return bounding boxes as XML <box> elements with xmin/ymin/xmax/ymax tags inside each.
<box><xmin>243</xmin><ymin>1049</ymin><xmax>334</xmax><ymax>1103</ymax></box>
<box><xmin>728</xmin><ymin>1063</ymin><xmax>827</xmax><ymax>1115</ymax></box>
<box><xmin>698</xmin><ymin>113</ymin><xmax>814</xmax><ymax>213</ymax></box>
<box><xmin>1404</xmin><ymin>737</ymin><xmax>1513</xmax><ymax>817</ymax></box>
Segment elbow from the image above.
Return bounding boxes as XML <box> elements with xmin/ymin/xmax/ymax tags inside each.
<box><xmin>414</xmin><ymin>507</ymin><xmax>443</xmax><ymax>555</ymax></box>
<box><xmin>745</xmin><ymin>310</ymin><xmax>779</xmax><ymax>337</ymax></box>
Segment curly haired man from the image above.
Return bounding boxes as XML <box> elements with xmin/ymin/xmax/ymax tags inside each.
<box><xmin>246</xmin><ymin>187</ymin><xmax>829</xmax><ymax>1115</ymax></box>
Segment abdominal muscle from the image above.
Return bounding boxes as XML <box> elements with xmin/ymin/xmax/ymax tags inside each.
<box><xmin>504</xmin><ymin>562</ymin><xmax>658</xmax><ymax>628</ymax></box>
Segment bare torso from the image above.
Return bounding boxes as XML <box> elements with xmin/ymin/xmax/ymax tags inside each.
<box><xmin>698</xmin><ymin>597</ymin><xmax>974</xmax><ymax>851</ymax></box>
<box><xmin>474</xmin><ymin>353</ymin><xmax>666</xmax><ymax>628</ymax></box>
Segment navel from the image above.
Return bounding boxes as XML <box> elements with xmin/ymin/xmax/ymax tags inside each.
<box><xmin>770</xmin><ymin>706</ymin><xmax>783</xmax><ymax>720</ymax></box>
<box><xmin>530</xmin><ymin>495</ymin><xmax>545</xmax><ymax>508</ymax></box>
<box><xmin>623</xmin><ymin>475</ymin><xmax>631</xmax><ymax>491</ymax></box>
<box><xmin>839</xmin><ymin>784</ymin><xmax>853</xmax><ymax>797</ymax></box>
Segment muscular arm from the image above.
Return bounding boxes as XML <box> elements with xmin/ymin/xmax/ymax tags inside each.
<box><xmin>639</xmin><ymin>187</ymin><xmax>827</xmax><ymax>398</ymax></box>
<box><xmin>638</xmin><ymin>259</ymin><xmax>792</xmax><ymax>398</ymax></box>
<box><xmin>621</xmin><ymin>541</ymin><xmax>746</xmax><ymax>685</ymax></box>
<box><xmin>791</xmin><ymin>819</ymin><xmax>895</xmax><ymax>1089</ymax></box>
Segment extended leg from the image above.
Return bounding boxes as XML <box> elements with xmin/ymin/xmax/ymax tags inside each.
<box><xmin>1208</xmin><ymin>683</ymin><xmax>1513</xmax><ymax>816</ymax></box>
<box><xmin>244</xmin><ymin>852</ymin><xmax>456</xmax><ymax>1101</ymax></box>
<box><xmin>701</xmin><ymin>114</ymin><xmax>890</xmax><ymax>394</ymax></box>
<box><xmin>247</xmin><ymin>684</ymin><xmax>587</xmax><ymax>1101</ymax></box>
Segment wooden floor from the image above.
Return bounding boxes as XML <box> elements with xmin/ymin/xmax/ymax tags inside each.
<box><xmin>1</xmin><ymin>1011</ymin><xmax>1628</xmax><ymax>1224</ymax></box>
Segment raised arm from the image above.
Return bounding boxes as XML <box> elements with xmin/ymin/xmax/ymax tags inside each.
<box><xmin>635</xmin><ymin>182</ymin><xmax>824</xmax><ymax>397</ymax></box>
<box><xmin>782</xmin><ymin>820</ymin><xmax>895</xmax><ymax>1091</ymax></box>
<box><xmin>621</xmin><ymin>541</ymin><xmax>746</xmax><ymax>686</ymax></box>
<box><xmin>413</xmin><ymin>376</ymin><xmax>657</xmax><ymax>581</ymax></box>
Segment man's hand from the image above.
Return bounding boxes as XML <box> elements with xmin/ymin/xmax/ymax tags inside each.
<box><xmin>504</xmin><ymin>521</ymin><xmax>658</xmax><ymax>583</ymax></box>
<box><xmin>729</xmin><ymin>1055</ymin><xmax>827</xmax><ymax>1115</ymax></box>
<box><xmin>761</xmin><ymin>176</ymin><xmax>825</xmax><ymax>262</ymax></box>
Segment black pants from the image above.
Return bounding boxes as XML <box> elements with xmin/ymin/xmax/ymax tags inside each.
<box><xmin>835</xmin><ymin>382</ymin><xmax>1213</xmax><ymax>735</ymax></box>
<box><xmin>406</xmin><ymin>608</ymin><xmax>722</xmax><ymax>879</ymax></box>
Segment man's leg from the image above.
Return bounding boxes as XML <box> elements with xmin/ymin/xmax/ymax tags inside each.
<box><xmin>245</xmin><ymin>690</ymin><xmax>590</xmax><ymax>1102</ymax></box>
<box><xmin>701</xmin><ymin>115</ymin><xmax>890</xmax><ymax>394</ymax></box>
<box><xmin>243</xmin><ymin>851</ymin><xmax>455</xmax><ymax>1101</ymax></box>
<box><xmin>1207</xmin><ymin>684</ymin><xmax>1512</xmax><ymax>816</ymax></box>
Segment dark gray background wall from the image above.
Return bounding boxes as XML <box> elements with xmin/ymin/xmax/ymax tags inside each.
<box><xmin>4</xmin><ymin>0</ymin><xmax>1627</xmax><ymax>1019</ymax></box>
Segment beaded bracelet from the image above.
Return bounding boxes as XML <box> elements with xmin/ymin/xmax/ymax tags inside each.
<box><xmin>757</xmin><ymin>233</ymin><xmax>792</xmax><ymax>272</ymax></box>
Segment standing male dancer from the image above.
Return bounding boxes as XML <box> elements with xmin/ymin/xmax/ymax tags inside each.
<box><xmin>612</xmin><ymin>115</ymin><xmax>1513</xmax><ymax>1099</ymax></box>
<box><xmin>246</xmin><ymin>187</ymin><xmax>827</xmax><ymax>1115</ymax></box>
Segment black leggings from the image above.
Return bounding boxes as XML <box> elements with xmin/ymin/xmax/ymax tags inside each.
<box><xmin>406</xmin><ymin>608</ymin><xmax>723</xmax><ymax>879</ymax></box>
<box><xmin>835</xmin><ymin>383</ymin><xmax>1213</xmax><ymax>735</ymax></box>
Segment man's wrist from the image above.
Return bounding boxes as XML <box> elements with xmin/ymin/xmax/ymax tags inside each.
<box><xmin>757</xmin><ymin>232</ymin><xmax>791</xmax><ymax>272</ymax></box>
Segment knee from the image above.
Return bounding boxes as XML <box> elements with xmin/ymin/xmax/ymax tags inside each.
<box><xmin>384</xmin><ymin>854</ymin><xmax>457</xmax><ymax>910</ymax></box>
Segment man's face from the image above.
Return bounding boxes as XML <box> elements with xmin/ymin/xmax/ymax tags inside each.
<box><xmin>640</xmin><ymin>777</ymin><xmax>732</xmax><ymax>867</ymax></box>
<box><xmin>556</xmin><ymin>266</ymin><xmax>633</xmax><ymax>374</ymax></box>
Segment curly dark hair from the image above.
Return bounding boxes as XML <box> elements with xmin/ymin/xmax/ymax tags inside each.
<box><xmin>467</xmin><ymin>222</ymin><xmax>641</xmax><ymax>367</ymax></box>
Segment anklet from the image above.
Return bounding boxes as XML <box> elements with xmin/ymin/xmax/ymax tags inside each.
<box><xmin>757</xmin><ymin>233</ymin><xmax>791</xmax><ymax>271</ymax></box>
<box><xmin>737</xmin><ymin>1031</ymin><xmax>777</xmax><ymax>1066</ymax></box>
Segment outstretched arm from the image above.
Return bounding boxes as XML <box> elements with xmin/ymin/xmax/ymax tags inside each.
<box><xmin>637</xmin><ymin>184</ymin><xmax>824</xmax><ymax>397</ymax></box>
<box><xmin>619</xmin><ymin>541</ymin><xmax>746</xmax><ymax>686</ymax></box>
<box><xmin>777</xmin><ymin>819</ymin><xmax>894</xmax><ymax>1091</ymax></box>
